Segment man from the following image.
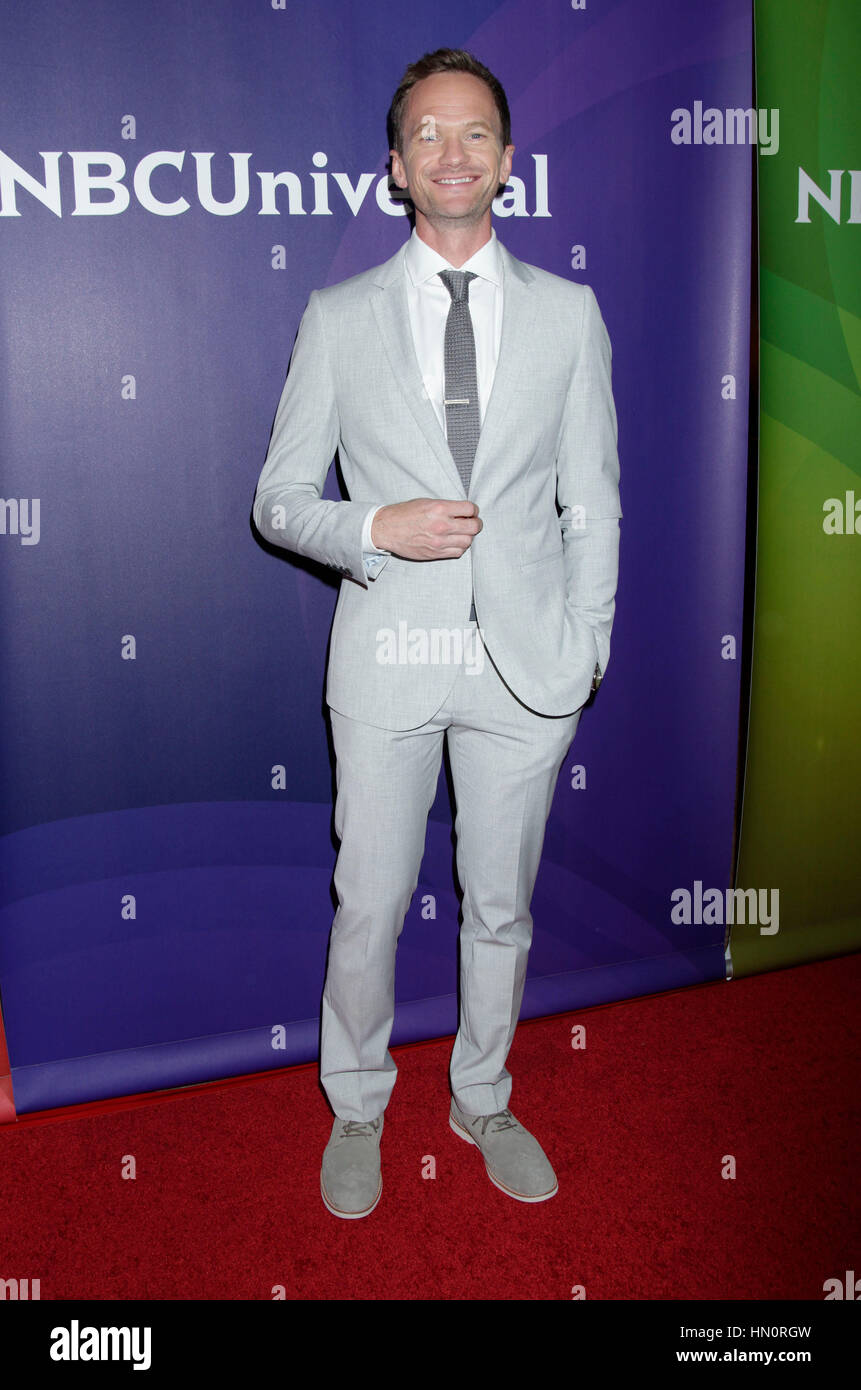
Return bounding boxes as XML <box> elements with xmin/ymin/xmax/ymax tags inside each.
<box><xmin>253</xmin><ymin>49</ymin><xmax>621</xmax><ymax>1218</ymax></box>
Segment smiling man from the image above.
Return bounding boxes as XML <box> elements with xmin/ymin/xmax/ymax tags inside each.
<box><xmin>390</xmin><ymin>70</ymin><xmax>513</xmax><ymax>247</ymax></box>
<box><xmin>253</xmin><ymin>49</ymin><xmax>621</xmax><ymax>1219</ymax></box>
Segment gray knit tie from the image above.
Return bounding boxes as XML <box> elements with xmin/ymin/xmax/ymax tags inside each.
<box><xmin>439</xmin><ymin>270</ymin><xmax>480</xmax><ymax>493</ymax></box>
<box><xmin>439</xmin><ymin>269</ymin><xmax>480</xmax><ymax>622</ymax></box>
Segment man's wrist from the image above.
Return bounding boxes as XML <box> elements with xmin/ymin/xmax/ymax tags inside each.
<box><xmin>370</xmin><ymin>505</ymin><xmax>389</xmax><ymax>552</ymax></box>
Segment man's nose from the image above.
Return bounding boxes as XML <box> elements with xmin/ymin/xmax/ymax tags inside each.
<box><xmin>438</xmin><ymin>135</ymin><xmax>467</xmax><ymax>165</ymax></box>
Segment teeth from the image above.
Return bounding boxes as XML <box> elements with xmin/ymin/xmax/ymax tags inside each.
<box><xmin>438</xmin><ymin>177</ymin><xmax>475</xmax><ymax>184</ymax></box>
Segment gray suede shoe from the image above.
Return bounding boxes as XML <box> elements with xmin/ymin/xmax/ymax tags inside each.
<box><xmin>320</xmin><ymin>1115</ymin><xmax>384</xmax><ymax>1219</ymax></box>
<box><xmin>449</xmin><ymin>1099</ymin><xmax>558</xmax><ymax>1202</ymax></box>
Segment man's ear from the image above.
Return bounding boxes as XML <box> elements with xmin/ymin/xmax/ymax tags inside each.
<box><xmin>501</xmin><ymin>143</ymin><xmax>515</xmax><ymax>185</ymax></box>
<box><xmin>389</xmin><ymin>148</ymin><xmax>408</xmax><ymax>190</ymax></box>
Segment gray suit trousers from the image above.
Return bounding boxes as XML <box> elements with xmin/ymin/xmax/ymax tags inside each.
<box><xmin>320</xmin><ymin>628</ymin><xmax>580</xmax><ymax>1121</ymax></box>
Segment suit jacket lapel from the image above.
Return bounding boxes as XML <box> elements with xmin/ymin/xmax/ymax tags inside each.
<box><xmin>469</xmin><ymin>246</ymin><xmax>537</xmax><ymax>493</ymax></box>
<box><xmin>370</xmin><ymin>248</ymin><xmax>464</xmax><ymax>493</ymax></box>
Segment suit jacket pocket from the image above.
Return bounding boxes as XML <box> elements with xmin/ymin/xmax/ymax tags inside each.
<box><xmin>519</xmin><ymin>545</ymin><xmax>563</xmax><ymax>573</ymax></box>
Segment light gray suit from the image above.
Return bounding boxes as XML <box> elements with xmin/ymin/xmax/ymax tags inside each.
<box><xmin>253</xmin><ymin>237</ymin><xmax>621</xmax><ymax>1120</ymax></box>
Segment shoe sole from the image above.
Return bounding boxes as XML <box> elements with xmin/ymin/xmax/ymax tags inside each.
<box><xmin>449</xmin><ymin>1112</ymin><xmax>558</xmax><ymax>1203</ymax></box>
<box><xmin>320</xmin><ymin>1174</ymin><xmax>382</xmax><ymax>1220</ymax></box>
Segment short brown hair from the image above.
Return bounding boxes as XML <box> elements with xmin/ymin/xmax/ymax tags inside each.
<box><xmin>387</xmin><ymin>48</ymin><xmax>511</xmax><ymax>154</ymax></box>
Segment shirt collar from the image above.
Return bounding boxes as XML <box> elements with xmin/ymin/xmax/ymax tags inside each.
<box><xmin>405</xmin><ymin>226</ymin><xmax>502</xmax><ymax>288</ymax></box>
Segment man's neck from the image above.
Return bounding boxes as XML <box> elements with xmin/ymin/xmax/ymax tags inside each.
<box><xmin>414</xmin><ymin>215</ymin><xmax>493</xmax><ymax>268</ymax></box>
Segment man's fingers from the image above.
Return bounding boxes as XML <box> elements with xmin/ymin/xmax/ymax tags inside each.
<box><xmin>374</xmin><ymin>497</ymin><xmax>482</xmax><ymax>559</ymax></box>
<box><xmin>442</xmin><ymin>500</ymin><xmax>479</xmax><ymax>517</ymax></box>
<box><xmin>437</xmin><ymin>501</ymin><xmax>482</xmax><ymax>536</ymax></box>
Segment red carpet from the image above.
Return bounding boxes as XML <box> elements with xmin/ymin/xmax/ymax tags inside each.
<box><xmin>1</xmin><ymin>954</ymin><xmax>858</xmax><ymax>1300</ymax></box>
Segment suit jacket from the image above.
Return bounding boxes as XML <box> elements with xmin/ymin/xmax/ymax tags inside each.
<box><xmin>253</xmin><ymin>238</ymin><xmax>621</xmax><ymax>730</ymax></box>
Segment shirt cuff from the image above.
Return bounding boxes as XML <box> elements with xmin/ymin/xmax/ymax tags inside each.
<box><xmin>362</xmin><ymin>505</ymin><xmax>391</xmax><ymax>556</ymax></box>
<box><xmin>361</xmin><ymin>505</ymin><xmax>391</xmax><ymax>579</ymax></box>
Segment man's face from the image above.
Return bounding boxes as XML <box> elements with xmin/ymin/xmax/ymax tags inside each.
<box><xmin>390</xmin><ymin>71</ymin><xmax>514</xmax><ymax>229</ymax></box>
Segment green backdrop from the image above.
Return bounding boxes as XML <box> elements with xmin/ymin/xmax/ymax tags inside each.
<box><xmin>732</xmin><ymin>0</ymin><xmax>861</xmax><ymax>973</ymax></box>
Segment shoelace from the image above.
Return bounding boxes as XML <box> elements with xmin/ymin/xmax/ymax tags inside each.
<box><xmin>340</xmin><ymin>1119</ymin><xmax>380</xmax><ymax>1140</ymax></box>
<box><xmin>477</xmin><ymin>1110</ymin><xmax>519</xmax><ymax>1137</ymax></box>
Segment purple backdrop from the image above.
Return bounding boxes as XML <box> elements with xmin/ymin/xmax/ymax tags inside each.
<box><xmin>0</xmin><ymin>0</ymin><xmax>751</xmax><ymax>1113</ymax></box>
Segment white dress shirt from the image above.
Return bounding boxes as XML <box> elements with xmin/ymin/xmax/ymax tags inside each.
<box><xmin>360</xmin><ymin>227</ymin><xmax>504</xmax><ymax>574</ymax></box>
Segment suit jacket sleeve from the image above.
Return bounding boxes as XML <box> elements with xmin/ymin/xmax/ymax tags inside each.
<box><xmin>252</xmin><ymin>290</ymin><xmax>386</xmax><ymax>587</ymax></box>
<box><xmin>557</xmin><ymin>284</ymin><xmax>621</xmax><ymax>682</ymax></box>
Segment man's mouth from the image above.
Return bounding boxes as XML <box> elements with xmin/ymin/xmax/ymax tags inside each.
<box><xmin>434</xmin><ymin>176</ymin><xmax>479</xmax><ymax>185</ymax></box>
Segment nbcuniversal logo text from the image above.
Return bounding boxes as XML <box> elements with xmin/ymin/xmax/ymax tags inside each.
<box><xmin>0</xmin><ymin>149</ymin><xmax>552</xmax><ymax>219</ymax></box>
<box><xmin>671</xmin><ymin>882</ymin><xmax>779</xmax><ymax>935</ymax></box>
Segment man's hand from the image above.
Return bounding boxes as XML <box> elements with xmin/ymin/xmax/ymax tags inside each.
<box><xmin>371</xmin><ymin>499</ymin><xmax>482</xmax><ymax>560</ymax></box>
